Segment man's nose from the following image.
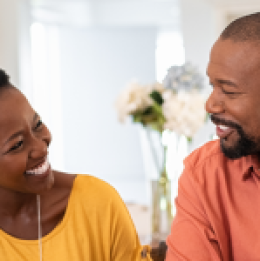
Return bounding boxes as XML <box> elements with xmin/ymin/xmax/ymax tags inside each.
<box><xmin>205</xmin><ymin>88</ymin><xmax>224</xmax><ymax>114</ymax></box>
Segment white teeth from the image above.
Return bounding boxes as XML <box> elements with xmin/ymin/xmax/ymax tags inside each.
<box><xmin>218</xmin><ymin>125</ymin><xmax>230</xmax><ymax>131</ymax></box>
<box><xmin>26</xmin><ymin>159</ymin><xmax>49</xmax><ymax>175</ymax></box>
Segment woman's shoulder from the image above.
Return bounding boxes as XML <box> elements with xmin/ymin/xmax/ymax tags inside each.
<box><xmin>52</xmin><ymin>171</ymin><xmax>120</xmax><ymax>199</ymax></box>
<box><xmin>52</xmin><ymin>172</ymin><xmax>124</xmax><ymax>211</ymax></box>
<box><xmin>72</xmin><ymin>174</ymin><xmax>110</xmax><ymax>188</ymax></box>
<box><xmin>73</xmin><ymin>174</ymin><xmax>119</xmax><ymax>199</ymax></box>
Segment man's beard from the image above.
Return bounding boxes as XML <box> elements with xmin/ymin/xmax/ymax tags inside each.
<box><xmin>210</xmin><ymin>114</ymin><xmax>260</xmax><ymax>159</ymax></box>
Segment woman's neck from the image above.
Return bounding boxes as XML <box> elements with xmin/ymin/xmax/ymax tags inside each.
<box><xmin>0</xmin><ymin>188</ymin><xmax>37</xmax><ymax>218</ymax></box>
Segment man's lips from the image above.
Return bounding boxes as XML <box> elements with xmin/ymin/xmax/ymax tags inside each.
<box><xmin>216</xmin><ymin>124</ymin><xmax>234</xmax><ymax>139</ymax></box>
<box><xmin>210</xmin><ymin>114</ymin><xmax>240</xmax><ymax>139</ymax></box>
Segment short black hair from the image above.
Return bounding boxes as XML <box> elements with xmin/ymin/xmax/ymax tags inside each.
<box><xmin>221</xmin><ymin>12</ymin><xmax>260</xmax><ymax>42</ymax></box>
<box><xmin>0</xmin><ymin>69</ymin><xmax>10</xmax><ymax>89</ymax></box>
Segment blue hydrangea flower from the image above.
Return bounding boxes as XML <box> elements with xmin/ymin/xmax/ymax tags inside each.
<box><xmin>162</xmin><ymin>62</ymin><xmax>204</xmax><ymax>92</ymax></box>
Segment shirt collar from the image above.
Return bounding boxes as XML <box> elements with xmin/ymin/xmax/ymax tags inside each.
<box><xmin>242</xmin><ymin>154</ymin><xmax>260</xmax><ymax>180</ymax></box>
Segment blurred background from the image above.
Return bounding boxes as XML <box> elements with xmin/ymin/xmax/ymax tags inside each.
<box><xmin>1</xmin><ymin>0</ymin><xmax>260</xmax><ymax>240</ymax></box>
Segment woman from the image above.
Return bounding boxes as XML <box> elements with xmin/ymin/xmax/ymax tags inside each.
<box><xmin>0</xmin><ymin>69</ymin><xmax>151</xmax><ymax>260</ymax></box>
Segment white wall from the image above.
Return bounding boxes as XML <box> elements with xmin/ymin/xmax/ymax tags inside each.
<box><xmin>0</xmin><ymin>0</ymin><xmax>33</xmax><ymax>95</ymax></box>
<box><xmin>178</xmin><ymin>0</ymin><xmax>222</xmax><ymax>154</ymax></box>
<box><xmin>0</xmin><ymin>0</ymin><xmax>28</xmax><ymax>87</ymax></box>
<box><xmin>59</xmin><ymin>26</ymin><xmax>157</xmax><ymax>204</ymax></box>
<box><xmin>180</xmin><ymin>0</ymin><xmax>219</xmax><ymax>76</ymax></box>
<box><xmin>19</xmin><ymin>0</ymin><xmax>33</xmax><ymax>101</ymax></box>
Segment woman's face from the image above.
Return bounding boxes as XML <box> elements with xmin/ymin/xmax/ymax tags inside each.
<box><xmin>0</xmin><ymin>87</ymin><xmax>54</xmax><ymax>194</ymax></box>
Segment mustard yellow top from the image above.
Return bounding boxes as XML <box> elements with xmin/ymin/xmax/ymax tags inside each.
<box><xmin>0</xmin><ymin>175</ymin><xmax>151</xmax><ymax>261</ymax></box>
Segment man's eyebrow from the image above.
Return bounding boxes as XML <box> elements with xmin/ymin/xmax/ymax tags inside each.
<box><xmin>217</xmin><ymin>79</ymin><xmax>238</xmax><ymax>88</ymax></box>
<box><xmin>206</xmin><ymin>70</ymin><xmax>238</xmax><ymax>88</ymax></box>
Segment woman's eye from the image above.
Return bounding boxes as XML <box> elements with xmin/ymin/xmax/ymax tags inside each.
<box><xmin>9</xmin><ymin>140</ymin><xmax>23</xmax><ymax>152</ymax></box>
<box><xmin>35</xmin><ymin>119</ymin><xmax>43</xmax><ymax>130</ymax></box>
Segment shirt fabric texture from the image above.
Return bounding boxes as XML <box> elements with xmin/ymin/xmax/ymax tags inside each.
<box><xmin>166</xmin><ymin>140</ymin><xmax>260</xmax><ymax>261</ymax></box>
<box><xmin>0</xmin><ymin>175</ymin><xmax>151</xmax><ymax>261</ymax></box>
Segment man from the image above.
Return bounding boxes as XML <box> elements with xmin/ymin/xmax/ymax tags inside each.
<box><xmin>166</xmin><ymin>12</ymin><xmax>260</xmax><ymax>261</ymax></box>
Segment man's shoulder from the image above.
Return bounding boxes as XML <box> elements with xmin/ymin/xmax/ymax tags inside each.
<box><xmin>181</xmin><ymin>140</ymin><xmax>229</xmax><ymax>188</ymax></box>
<box><xmin>184</xmin><ymin>139</ymin><xmax>224</xmax><ymax>170</ymax></box>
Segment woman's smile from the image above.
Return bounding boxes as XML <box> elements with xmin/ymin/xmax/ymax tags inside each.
<box><xmin>25</xmin><ymin>157</ymin><xmax>50</xmax><ymax>176</ymax></box>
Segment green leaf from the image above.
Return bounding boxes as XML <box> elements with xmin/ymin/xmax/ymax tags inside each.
<box><xmin>142</xmin><ymin>106</ymin><xmax>153</xmax><ymax>116</ymax></box>
<box><xmin>187</xmin><ymin>136</ymin><xmax>192</xmax><ymax>143</ymax></box>
<box><xmin>132</xmin><ymin>114</ymin><xmax>142</xmax><ymax>122</ymax></box>
<box><xmin>150</xmin><ymin>90</ymin><xmax>163</xmax><ymax>105</ymax></box>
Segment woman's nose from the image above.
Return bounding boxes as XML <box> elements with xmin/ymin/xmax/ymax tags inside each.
<box><xmin>29</xmin><ymin>138</ymin><xmax>48</xmax><ymax>159</ymax></box>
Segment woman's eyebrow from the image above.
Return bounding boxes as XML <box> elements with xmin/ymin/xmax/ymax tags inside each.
<box><xmin>33</xmin><ymin>113</ymin><xmax>39</xmax><ymax>122</ymax></box>
<box><xmin>3</xmin><ymin>113</ymin><xmax>38</xmax><ymax>147</ymax></box>
<box><xmin>4</xmin><ymin>130</ymin><xmax>23</xmax><ymax>146</ymax></box>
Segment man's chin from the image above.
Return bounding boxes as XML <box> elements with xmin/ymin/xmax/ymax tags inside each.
<box><xmin>220</xmin><ymin>141</ymin><xmax>243</xmax><ymax>159</ymax></box>
<box><xmin>220</xmin><ymin>135</ymin><xmax>258</xmax><ymax>159</ymax></box>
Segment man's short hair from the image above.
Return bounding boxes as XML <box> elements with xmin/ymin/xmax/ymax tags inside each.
<box><xmin>0</xmin><ymin>69</ymin><xmax>10</xmax><ymax>89</ymax></box>
<box><xmin>221</xmin><ymin>12</ymin><xmax>260</xmax><ymax>42</ymax></box>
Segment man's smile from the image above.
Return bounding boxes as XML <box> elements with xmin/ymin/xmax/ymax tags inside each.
<box><xmin>216</xmin><ymin>124</ymin><xmax>235</xmax><ymax>139</ymax></box>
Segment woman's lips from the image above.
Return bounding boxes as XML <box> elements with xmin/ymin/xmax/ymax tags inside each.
<box><xmin>216</xmin><ymin>125</ymin><xmax>234</xmax><ymax>139</ymax></box>
<box><xmin>25</xmin><ymin>158</ymin><xmax>50</xmax><ymax>176</ymax></box>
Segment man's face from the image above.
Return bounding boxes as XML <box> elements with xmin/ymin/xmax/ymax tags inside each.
<box><xmin>206</xmin><ymin>38</ymin><xmax>260</xmax><ymax>159</ymax></box>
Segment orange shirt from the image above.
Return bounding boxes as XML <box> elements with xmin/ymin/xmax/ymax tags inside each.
<box><xmin>166</xmin><ymin>140</ymin><xmax>260</xmax><ymax>261</ymax></box>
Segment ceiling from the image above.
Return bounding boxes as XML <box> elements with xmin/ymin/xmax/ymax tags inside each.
<box><xmin>206</xmin><ymin>0</ymin><xmax>260</xmax><ymax>6</ymax></box>
<box><xmin>207</xmin><ymin>0</ymin><xmax>260</xmax><ymax>15</ymax></box>
<box><xmin>30</xmin><ymin>0</ymin><xmax>180</xmax><ymax>27</ymax></box>
<box><xmin>31</xmin><ymin>0</ymin><xmax>260</xmax><ymax>6</ymax></box>
<box><xmin>30</xmin><ymin>0</ymin><xmax>260</xmax><ymax>27</ymax></box>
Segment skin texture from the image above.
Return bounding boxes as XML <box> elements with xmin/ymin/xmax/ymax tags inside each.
<box><xmin>206</xmin><ymin>38</ymin><xmax>260</xmax><ymax>158</ymax></box>
<box><xmin>0</xmin><ymin>87</ymin><xmax>76</xmax><ymax>240</ymax></box>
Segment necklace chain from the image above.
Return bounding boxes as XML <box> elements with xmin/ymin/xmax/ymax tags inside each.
<box><xmin>37</xmin><ymin>195</ymin><xmax>42</xmax><ymax>261</ymax></box>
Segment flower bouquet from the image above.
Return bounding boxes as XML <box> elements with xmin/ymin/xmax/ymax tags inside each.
<box><xmin>115</xmin><ymin>62</ymin><xmax>206</xmax><ymax>141</ymax></box>
<box><xmin>115</xmin><ymin>62</ymin><xmax>206</xmax><ymax>239</ymax></box>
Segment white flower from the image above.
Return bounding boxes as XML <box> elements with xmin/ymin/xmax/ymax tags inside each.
<box><xmin>115</xmin><ymin>63</ymin><xmax>206</xmax><ymax>138</ymax></box>
<box><xmin>148</xmin><ymin>82</ymin><xmax>165</xmax><ymax>94</ymax></box>
<box><xmin>162</xmin><ymin>90</ymin><xmax>206</xmax><ymax>137</ymax></box>
<box><xmin>115</xmin><ymin>81</ymin><xmax>153</xmax><ymax>123</ymax></box>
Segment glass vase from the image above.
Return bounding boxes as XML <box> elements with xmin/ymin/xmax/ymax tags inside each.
<box><xmin>151</xmin><ymin>148</ymin><xmax>172</xmax><ymax>241</ymax></box>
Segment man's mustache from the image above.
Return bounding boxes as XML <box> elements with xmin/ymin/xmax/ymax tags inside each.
<box><xmin>210</xmin><ymin>114</ymin><xmax>241</xmax><ymax>130</ymax></box>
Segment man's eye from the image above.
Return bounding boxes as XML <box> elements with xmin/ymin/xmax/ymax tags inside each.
<box><xmin>222</xmin><ymin>89</ymin><xmax>237</xmax><ymax>95</ymax></box>
<box><xmin>35</xmin><ymin>119</ymin><xmax>43</xmax><ymax>130</ymax></box>
<box><xmin>9</xmin><ymin>140</ymin><xmax>23</xmax><ymax>152</ymax></box>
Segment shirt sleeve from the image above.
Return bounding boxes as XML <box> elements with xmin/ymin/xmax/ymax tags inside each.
<box><xmin>165</xmin><ymin>163</ymin><xmax>222</xmax><ymax>261</ymax></box>
<box><xmin>109</xmin><ymin>186</ymin><xmax>152</xmax><ymax>261</ymax></box>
